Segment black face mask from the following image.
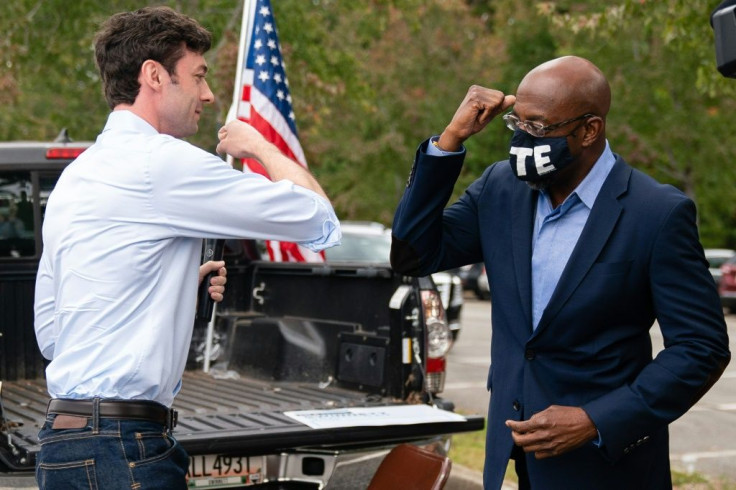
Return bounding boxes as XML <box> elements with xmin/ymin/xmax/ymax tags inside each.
<box><xmin>508</xmin><ymin>130</ymin><xmax>575</xmax><ymax>182</ymax></box>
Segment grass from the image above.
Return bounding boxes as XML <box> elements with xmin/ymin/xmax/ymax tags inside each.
<box><xmin>449</xmin><ymin>424</ymin><xmax>486</xmax><ymax>473</ymax></box>
<box><xmin>449</xmin><ymin>423</ymin><xmax>518</xmax><ymax>483</ymax></box>
<box><xmin>449</xmin><ymin>425</ymin><xmax>735</xmax><ymax>489</ymax></box>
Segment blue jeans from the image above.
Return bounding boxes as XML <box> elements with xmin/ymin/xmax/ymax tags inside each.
<box><xmin>35</xmin><ymin>412</ymin><xmax>188</xmax><ymax>489</ymax></box>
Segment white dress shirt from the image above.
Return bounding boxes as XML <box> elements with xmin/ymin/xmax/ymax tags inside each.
<box><xmin>34</xmin><ymin>110</ymin><xmax>341</xmax><ymax>407</ymax></box>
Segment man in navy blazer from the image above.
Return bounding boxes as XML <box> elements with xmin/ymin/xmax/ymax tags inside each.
<box><xmin>391</xmin><ymin>56</ymin><xmax>730</xmax><ymax>489</ymax></box>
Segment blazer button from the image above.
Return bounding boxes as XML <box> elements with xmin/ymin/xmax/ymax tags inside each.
<box><xmin>525</xmin><ymin>349</ymin><xmax>535</xmax><ymax>360</ymax></box>
<box><xmin>512</xmin><ymin>400</ymin><xmax>521</xmax><ymax>411</ymax></box>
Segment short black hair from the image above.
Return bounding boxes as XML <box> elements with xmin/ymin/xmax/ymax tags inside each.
<box><xmin>94</xmin><ymin>6</ymin><xmax>212</xmax><ymax>109</ymax></box>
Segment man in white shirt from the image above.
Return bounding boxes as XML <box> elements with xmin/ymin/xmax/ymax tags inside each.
<box><xmin>33</xmin><ymin>7</ymin><xmax>340</xmax><ymax>489</ymax></box>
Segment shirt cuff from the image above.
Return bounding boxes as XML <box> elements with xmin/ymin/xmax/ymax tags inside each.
<box><xmin>426</xmin><ymin>136</ymin><xmax>464</xmax><ymax>156</ymax></box>
<box><xmin>593</xmin><ymin>430</ymin><xmax>603</xmax><ymax>447</ymax></box>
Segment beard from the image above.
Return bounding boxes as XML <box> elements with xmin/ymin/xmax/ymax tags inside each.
<box><xmin>524</xmin><ymin>173</ymin><xmax>556</xmax><ymax>191</ymax></box>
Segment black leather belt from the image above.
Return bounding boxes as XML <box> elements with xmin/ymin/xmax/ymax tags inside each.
<box><xmin>47</xmin><ymin>398</ymin><xmax>178</xmax><ymax>429</ymax></box>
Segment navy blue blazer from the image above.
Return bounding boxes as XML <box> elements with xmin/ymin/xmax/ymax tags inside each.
<box><xmin>391</xmin><ymin>140</ymin><xmax>730</xmax><ymax>490</ymax></box>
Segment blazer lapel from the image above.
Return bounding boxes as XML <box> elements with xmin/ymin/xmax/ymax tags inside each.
<box><xmin>534</xmin><ymin>157</ymin><xmax>631</xmax><ymax>336</ymax></box>
<box><xmin>511</xmin><ymin>182</ymin><xmax>537</xmax><ymax>335</ymax></box>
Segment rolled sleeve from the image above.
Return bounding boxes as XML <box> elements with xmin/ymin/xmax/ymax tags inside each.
<box><xmin>297</xmin><ymin>193</ymin><xmax>341</xmax><ymax>252</ymax></box>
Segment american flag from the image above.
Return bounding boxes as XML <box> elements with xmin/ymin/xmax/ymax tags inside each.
<box><xmin>230</xmin><ymin>0</ymin><xmax>322</xmax><ymax>262</ymax></box>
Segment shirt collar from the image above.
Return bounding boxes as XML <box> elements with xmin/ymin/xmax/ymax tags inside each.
<box><xmin>540</xmin><ymin>140</ymin><xmax>616</xmax><ymax>211</ymax></box>
<box><xmin>100</xmin><ymin>110</ymin><xmax>160</xmax><ymax>137</ymax></box>
<box><xmin>574</xmin><ymin>140</ymin><xmax>616</xmax><ymax>209</ymax></box>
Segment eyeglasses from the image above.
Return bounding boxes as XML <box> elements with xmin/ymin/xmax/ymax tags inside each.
<box><xmin>502</xmin><ymin>112</ymin><xmax>594</xmax><ymax>138</ymax></box>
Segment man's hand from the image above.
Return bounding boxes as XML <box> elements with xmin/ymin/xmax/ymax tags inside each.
<box><xmin>198</xmin><ymin>260</ymin><xmax>227</xmax><ymax>303</ymax></box>
<box><xmin>215</xmin><ymin>120</ymin><xmax>330</xmax><ymax>201</ymax></box>
<box><xmin>437</xmin><ymin>86</ymin><xmax>516</xmax><ymax>152</ymax></box>
<box><xmin>505</xmin><ymin>405</ymin><xmax>598</xmax><ymax>459</ymax></box>
<box><xmin>216</xmin><ymin>120</ymin><xmax>271</xmax><ymax>160</ymax></box>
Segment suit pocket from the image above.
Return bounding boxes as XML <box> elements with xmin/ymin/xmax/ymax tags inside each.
<box><xmin>486</xmin><ymin>365</ymin><xmax>493</xmax><ymax>392</ymax></box>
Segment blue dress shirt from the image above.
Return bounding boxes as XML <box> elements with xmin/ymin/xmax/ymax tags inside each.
<box><xmin>531</xmin><ymin>143</ymin><xmax>615</xmax><ymax>328</ymax></box>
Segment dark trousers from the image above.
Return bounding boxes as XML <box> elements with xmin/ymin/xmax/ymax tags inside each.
<box><xmin>512</xmin><ymin>445</ymin><xmax>532</xmax><ymax>490</ymax></box>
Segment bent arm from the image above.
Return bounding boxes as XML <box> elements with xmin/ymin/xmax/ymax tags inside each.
<box><xmin>391</xmin><ymin>140</ymin><xmax>487</xmax><ymax>275</ymax></box>
<box><xmin>151</xmin><ymin>138</ymin><xmax>340</xmax><ymax>252</ymax></box>
<box><xmin>216</xmin><ymin>120</ymin><xmax>329</xmax><ymax>202</ymax></box>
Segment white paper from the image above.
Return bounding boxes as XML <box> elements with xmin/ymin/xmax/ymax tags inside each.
<box><xmin>283</xmin><ymin>404</ymin><xmax>467</xmax><ymax>429</ymax></box>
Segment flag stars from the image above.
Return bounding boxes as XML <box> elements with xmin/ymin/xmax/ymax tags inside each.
<box><xmin>245</xmin><ymin>1</ymin><xmax>300</xmax><ymax>136</ymax></box>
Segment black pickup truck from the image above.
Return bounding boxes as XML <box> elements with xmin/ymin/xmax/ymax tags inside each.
<box><xmin>0</xmin><ymin>133</ymin><xmax>483</xmax><ymax>489</ymax></box>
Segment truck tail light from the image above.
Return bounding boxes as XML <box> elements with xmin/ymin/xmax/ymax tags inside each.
<box><xmin>425</xmin><ymin>357</ymin><xmax>446</xmax><ymax>394</ymax></box>
<box><xmin>46</xmin><ymin>148</ymin><xmax>87</xmax><ymax>159</ymax></box>
<box><xmin>421</xmin><ymin>289</ymin><xmax>451</xmax><ymax>394</ymax></box>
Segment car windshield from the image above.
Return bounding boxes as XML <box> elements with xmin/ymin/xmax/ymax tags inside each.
<box><xmin>706</xmin><ymin>250</ymin><xmax>735</xmax><ymax>269</ymax></box>
<box><xmin>710</xmin><ymin>256</ymin><xmax>732</xmax><ymax>269</ymax></box>
<box><xmin>325</xmin><ymin>231</ymin><xmax>391</xmax><ymax>263</ymax></box>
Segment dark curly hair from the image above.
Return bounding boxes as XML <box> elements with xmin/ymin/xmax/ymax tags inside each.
<box><xmin>94</xmin><ymin>6</ymin><xmax>212</xmax><ymax>109</ymax></box>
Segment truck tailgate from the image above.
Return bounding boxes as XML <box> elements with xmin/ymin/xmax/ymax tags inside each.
<box><xmin>1</xmin><ymin>371</ymin><xmax>483</xmax><ymax>469</ymax></box>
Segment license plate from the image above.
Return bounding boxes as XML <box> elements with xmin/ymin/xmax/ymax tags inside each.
<box><xmin>187</xmin><ymin>454</ymin><xmax>265</xmax><ymax>488</ymax></box>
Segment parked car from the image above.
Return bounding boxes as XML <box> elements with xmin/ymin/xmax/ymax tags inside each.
<box><xmin>705</xmin><ymin>248</ymin><xmax>735</xmax><ymax>286</ymax></box>
<box><xmin>325</xmin><ymin>221</ymin><xmax>464</xmax><ymax>342</ymax></box>
<box><xmin>476</xmin><ymin>264</ymin><xmax>490</xmax><ymax>300</ymax></box>
<box><xmin>719</xmin><ymin>254</ymin><xmax>736</xmax><ymax>314</ymax></box>
<box><xmin>450</xmin><ymin>262</ymin><xmax>487</xmax><ymax>299</ymax></box>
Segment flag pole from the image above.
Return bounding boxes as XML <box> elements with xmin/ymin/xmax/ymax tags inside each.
<box><xmin>225</xmin><ymin>0</ymin><xmax>255</xmax><ymax>166</ymax></box>
<box><xmin>227</xmin><ymin>0</ymin><xmax>255</xmax><ymax>125</ymax></box>
<box><xmin>204</xmin><ymin>0</ymin><xmax>256</xmax><ymax>374</ymax></box>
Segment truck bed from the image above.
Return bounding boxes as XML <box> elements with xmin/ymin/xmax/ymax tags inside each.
<box><xmin>0</xmin><ymin>371</ymin><xmax>483</xmax><ymax>471</ymax></box>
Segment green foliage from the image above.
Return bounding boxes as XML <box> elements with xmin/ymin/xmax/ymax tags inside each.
<box><xmin>272</xmin><ymin>0</ymin><xmax>511</xmax><ymax>223</ymax></box>
<box><xmin>449</xmin><ymin>423</ymin><xmax>487</xmax><ymax>474</ymax></box>
<box><xmin>0</xmin><ymin>0</ymin><xmax>241</xmax><ymax>146</ymax></box>
<box><xmin>537</xmin><ymin>0</ymin><xmax>736</xmax><ymax>246</ymax></box>
<box><xmin>1</xmin><ymin>0</ymin><xmax>734</xmax><ymax>245</ymax></box>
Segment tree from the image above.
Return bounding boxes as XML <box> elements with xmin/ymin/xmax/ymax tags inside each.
<box><xmin>0</xmin><ymin>0</ymin><xmax>240</xmax><ymax>146</ymax></box>
<box><xmin>1</xmin><ymin>0</ymin><xmax>734</xmax><ymax>245</ymax></box>
<box><xmin>535</xmin><ymin>0</ymin><xmax>736</xmax><ymax>247</ymax></box>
